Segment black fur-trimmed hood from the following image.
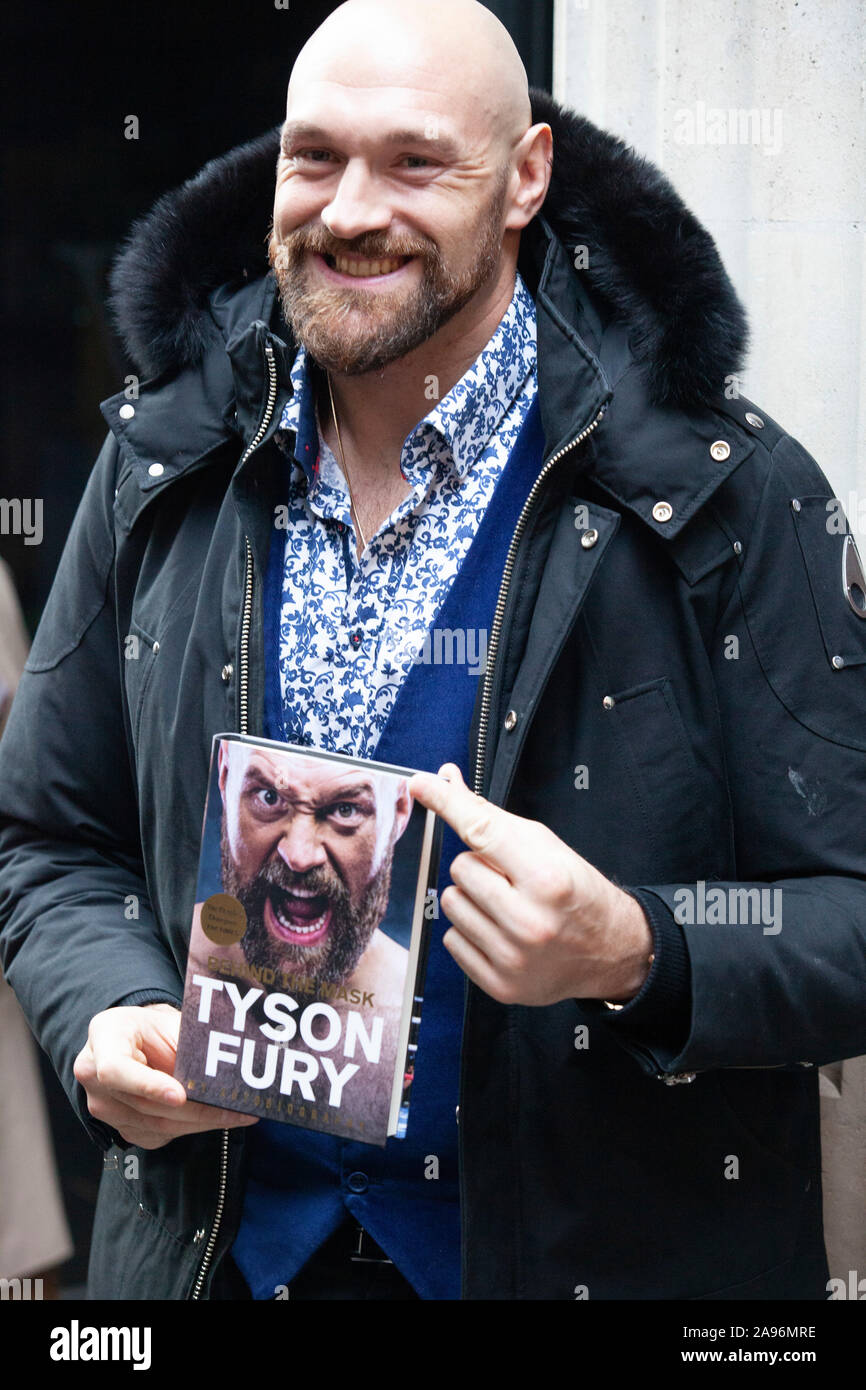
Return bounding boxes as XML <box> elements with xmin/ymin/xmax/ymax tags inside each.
<box><xmin>108</xmin><ymin>88</ymin><xmax>748</xmax><ymax>409</ymax></box>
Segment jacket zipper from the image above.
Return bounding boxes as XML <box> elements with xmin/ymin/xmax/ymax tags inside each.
<box><xmin>458</xmin><ymin>403</ymin><xmax>605</xmax><ymax>1297</ymax></box>
<box><xmin>191</xmin><ymin>338</ymin><xmax>278</xmax><ymax>1301</ymax></box>
<box><xmin>472</xmin><ymin>405</ymin><xmax>606</xmax><ymax>797</ymax></box>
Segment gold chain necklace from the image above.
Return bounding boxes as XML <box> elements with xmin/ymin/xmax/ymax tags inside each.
<box><xmin>326</xmin><ymin>371</ymin><xmax>368</xmax><ymax>554</ymax></box>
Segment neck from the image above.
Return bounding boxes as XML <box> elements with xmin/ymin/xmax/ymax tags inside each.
<box><xmin>317</xmin><ymin>259</ymin><xmax>518</xmax><ymax>481</ymax></box>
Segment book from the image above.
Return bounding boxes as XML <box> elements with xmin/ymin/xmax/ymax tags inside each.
<box><xmin>173</xmin><ymin>732</ymin><xmax>442</xmax><ymax>1147</ymax></box>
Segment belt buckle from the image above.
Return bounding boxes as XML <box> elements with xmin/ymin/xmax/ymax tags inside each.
<box><xmin>350</xmin><ymin>1223</ymin><xmax>393</xmax><ymax>1266</ymax></box>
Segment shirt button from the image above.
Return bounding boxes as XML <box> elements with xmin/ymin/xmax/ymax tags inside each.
<box><xmin>346</xmin><ymin>1171</ymin><xmax>369</xmax><ymax>1193</ymax></box>
<box><xmin>118</xmin><ymin>403</ymin><xmax>135</xmax><ymax>420</ymax></box>
<box><xmin>148</xmin><ymin>463</ymin><xmax>165</xmax><ymax>478</ymax></box>
<box><xmin>350</xmin><ymin>631</ymin><xmax>362</xmax><ymax>648</ymax></box>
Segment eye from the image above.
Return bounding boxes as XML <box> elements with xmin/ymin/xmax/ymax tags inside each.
<box><xmin>296</xmin><ymin>149</ymin><xmax>334</xmax><ymax>164</ymax></box>
<box><xmin>251</xmin><ymin>787</ymin><xmax>285</xmax><ymax>813</ymax></box>
<box><xmin>332</xmin><ymin>801</ymin><xmax>361</xmax><ymax>819</ymax></box>
<box><xmin>401</xmin><ymin>155</ymin><xmax>434</xmax><ymax>169</ymax></box>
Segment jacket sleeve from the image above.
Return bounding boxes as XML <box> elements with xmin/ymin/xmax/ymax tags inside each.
<box><xmin>595</xmin><ymin>427</ymin><xmax>866</xmax><ymax>1078</ymax></box>
<box><xmin>0</xmin><ymin>434</ymin><xmax>184</xmax><ymax>1149</ymax></box>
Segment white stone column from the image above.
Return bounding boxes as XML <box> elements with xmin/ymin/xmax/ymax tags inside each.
<box><xmin>553</xmin><ymin>0</ymin><xmax>865</xmax><ymax>502</ymax></box>
<box><xmin>554</xmin><ymin>0</ymin><xmax>866</xmax><ymax>1292</ymax></box>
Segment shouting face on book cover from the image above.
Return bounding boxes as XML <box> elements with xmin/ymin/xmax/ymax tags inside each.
<box><xmin>217</xmin><ymin>743</ymin><xmax>412</xmax><ymax>986</ymax></box>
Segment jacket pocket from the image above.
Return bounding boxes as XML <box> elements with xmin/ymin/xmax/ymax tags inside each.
<box><xmin>604</xmin><ymin>676</ymin><xmax>728</xmax><ymax>879</ymax></box>
<box><xmin>88</xmin><ymin>1159</ymin><xmax>200</xmax><ymax>1300</ymax></box>
<box><xmin>792</xmin><ymin>497</ymin><xmax>866</xmax><ymax>668</ymax></box>
<box><xmin>123</xmin><ymin>573</ymin><xmax>199</xmax><ymax>748</ymax></box>
<box><xmin>740</xmin><ymin>462</ymin><xmax>866</xmax><ymax>751</ymax></box>
<box><xmin>123</xmin><ymin>619</ymin><xmax>162</xmax><ymax>750</ymax></box>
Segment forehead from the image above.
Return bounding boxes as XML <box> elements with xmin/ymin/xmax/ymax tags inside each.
<box><xmin>234</xmin><ymin>749</ymin><xmax>384</xmax><ymax>803</ymax></box>
<box><xmin>285</xmin><ymin>64</ymin><xmax>494</xmax><ymax>152</ymax></box>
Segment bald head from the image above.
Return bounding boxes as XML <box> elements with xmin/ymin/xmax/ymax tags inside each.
<box><xmin>289</xmin><ymin>0</ymin><xmax>532</xmax><ymax>160</ymax></box>
<box><xmin>270</xmin><ymin>0</ymin><xmax>551</xmax><ymax>377</ymax></box>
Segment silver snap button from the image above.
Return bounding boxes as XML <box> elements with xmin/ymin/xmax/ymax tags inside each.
<box><xmin>602</xmin><ymin>695</ymin><xmax>615</xmax><ymax>710</ymax></box>
<box><xmin>151</xmin><ymin>641</ymin><xmax>160</xmax><ymax>655</ymax></box>
<box><xmin>221</xmin><ymin>663</ymin><xmax>233</xmax><ymax>683</ymax></box>
<box><xmin>710</xmin><ymin>440</ymin><xmax>731</xmax><ymax>461</ymax></box>
<box><xmin>831</xmin><ymin>655</ymin><xmax>845</xmax><ymax>669</ymax></box>
<box><xmin>745</xmin><ymin>412</ymin><xmax>764</xmax><ymax>429</ymax></box>
<box><xmin>580</xmin><ymin>528</ymin><xmax>599</xmax><ymax>549</ymax></box>
<box><xmin>791</xmin><ymin>498</ymin><xmax>801</xmax><ymax>513</ymax></box>
<box><xmin>503</xmin><ymin>710</ymin><xmax>518</xmax><ymax>732</ymax></box>
<box><xmin>733</xmin><ymin>540</ymin><xmax>743</xmax><ymax>555</ymax></box>
<box><xmin>652</xmin><ymin>501</ymin><xmax>673</xmax><ymax>523</ymax></box>
<box><xmin>119</xmin><ymin>404</ymin><xmax>136</xmax><ymax>420</ymax></box>
<box><xmin>148</xmin><ymin>463</ymin><xmax>165</xmax><ymax>478</ymax></box>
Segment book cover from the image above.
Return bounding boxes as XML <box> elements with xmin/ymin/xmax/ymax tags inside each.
<box><xmin>174</xmin><ymin>732</ymin><xmax>442</xmax><ymax>1147</ymax></box>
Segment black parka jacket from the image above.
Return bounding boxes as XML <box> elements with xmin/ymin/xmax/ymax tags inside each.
<box><xmin>2</xmin><ymin>90</ymin><xmax>865</xmax><ymax>1300</ymax></box>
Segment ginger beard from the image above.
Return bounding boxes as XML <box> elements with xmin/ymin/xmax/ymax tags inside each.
<box><xmin>220</xmin><ymin>813</ymin><xmax>398</xmax><ymax>983</ymax></box>
<box><xmin>268</xmin><ymin>164</ymin><xmax>511</xmax><ymax>375</ymax></box>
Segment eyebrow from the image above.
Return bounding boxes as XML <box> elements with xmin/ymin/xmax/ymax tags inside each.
<box><xmin>280</xmin><ymin>121</ymin><xmax>461</xmax><ymax>162</ymax></box>
<box><xmin>242</xmin><ymin>764</ymin><xmax>377</xmax><ymax>801</ymax></box>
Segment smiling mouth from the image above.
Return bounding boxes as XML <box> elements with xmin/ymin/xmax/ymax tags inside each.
<box><xmin>321</xmin><ymin>252</ymin><xmax>412</xmax><ymax>278</ymax></box>
<box><xmin>264</xmin><ymin>888</ymin><xmax>332</xmax><ymax>945</ymax></box>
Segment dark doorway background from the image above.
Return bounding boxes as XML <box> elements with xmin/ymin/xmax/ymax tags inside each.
<box><xmin>0</xmin><ymin>0</ymin><xmax>553</xmax><ymax>1292</ymax></box>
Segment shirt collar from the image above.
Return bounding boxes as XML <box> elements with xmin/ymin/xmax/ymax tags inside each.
<box><xmin>275</xmin><ymin>269</ymin><xmax>536</xmax><ymax>485</ymax></box>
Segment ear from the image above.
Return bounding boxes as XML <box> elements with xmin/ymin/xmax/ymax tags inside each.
<box><xmin>217</xmin><ymin>741</ymin><xmax>230</xmax><ymax>802</ymax></box>
<box><xmin>393</xmin><ymin>777</ymin><xmax>413</xmax><ymax>843</ymax></box>
<box><xmin>504</xmin><ymin>122</ymin><xmax>553</xmax><ymax>231</ymax></box>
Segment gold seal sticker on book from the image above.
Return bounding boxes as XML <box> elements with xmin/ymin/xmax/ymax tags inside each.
<box><xmin>200</xmin><ymin>893</ymin><xmax>247</xmax><ymax>945</ymax></box>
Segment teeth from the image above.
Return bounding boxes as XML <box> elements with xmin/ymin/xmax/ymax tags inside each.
<box><xmin>274</xmin><ymin>900</ymin><xmax>328</xmax><ymax>935</ymax></box>
<box><xmin>334</xmin><ymin>255</ymin><xmax>405</xmax><ymax>278</ymax></box>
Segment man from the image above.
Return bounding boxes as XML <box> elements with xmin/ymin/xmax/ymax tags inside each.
<box><xmin>1</xmin><ymin>0</ymin><xmax>865</xmax><ymax>1300</ymax></box>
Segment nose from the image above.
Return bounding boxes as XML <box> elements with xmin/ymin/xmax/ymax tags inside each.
<box><xmin>321</xmin><ymin>158</ymin><xmax>392</xmax><ymax>241</ymax></box>
<box><xmin>276</xmin><ymin>813</ymin><xmax>327</xmax><ymax>876</ymax></box>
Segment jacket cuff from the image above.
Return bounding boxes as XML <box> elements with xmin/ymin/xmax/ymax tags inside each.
<box><xmin>112</xmin><ymin>989</ymin><xmax>183</xmax><ymax>1010</ymax></box>
<box><xmin>596</xmin><ymin>888</ymin><xmax>692</xmax><ymax>1059</ymax></box>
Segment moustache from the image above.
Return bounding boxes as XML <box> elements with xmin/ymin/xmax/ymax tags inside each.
<box><xmin>255</xmin><ymin>856</ymin><xmax>348</xmax><ymax>905</ymax></box>
<box><xmin>269</xmin><ymin>225</ymin><xmax>438</xmax><ymax>267</ymax></box>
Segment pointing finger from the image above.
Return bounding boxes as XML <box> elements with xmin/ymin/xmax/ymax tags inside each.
<box><xmin>408</xmin><ymin>763</ymin><xmax>527</xmax><ymax>879</ymax></box>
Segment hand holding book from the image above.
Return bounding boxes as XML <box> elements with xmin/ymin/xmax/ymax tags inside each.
<box><xmin>73</xmin><ymin>1003</ymin><xmax>259</xmax><ymax>1150</ymax></box>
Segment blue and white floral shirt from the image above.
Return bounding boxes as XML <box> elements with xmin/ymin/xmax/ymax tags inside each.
<box><xmin>272</xmin><ymin>271</ymin><xmax>537</xmax><ymax>758</ymax></box>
